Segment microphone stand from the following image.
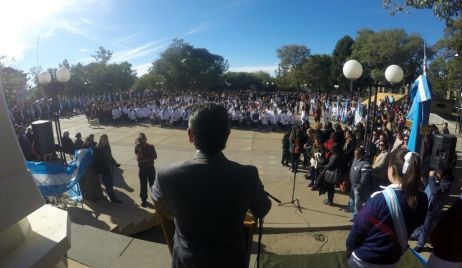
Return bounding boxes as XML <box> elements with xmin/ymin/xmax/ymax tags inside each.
<box><xmin>256</xmin><ymin>192</ymin><xmax>280</xmax><ymax>268</ymax></box>
<box><xmin>278</xmin><ymin>155</ymin><xmax>302</xmax><ymax>213</ymax></box>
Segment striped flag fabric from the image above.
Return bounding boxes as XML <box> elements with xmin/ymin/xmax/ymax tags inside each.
<box><xmin>406</xmin><ymin>74</ymin><xmax>432</xmax><ymax>152</ymax></box>
<box><xmin>26</xmin><ymin>149</ymin><xmax>93</xmax><ymax>201</ymax></box>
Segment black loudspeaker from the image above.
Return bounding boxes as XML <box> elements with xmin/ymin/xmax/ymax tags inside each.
<box><xmin>31</xmin><ymin>120</ymin><xmax>56</xmax><ymax>156</ymax></box>
<box><xmin>429</xmin><ymin>134</ymin><xmax>457</xmax><ymax>170</ymax></box>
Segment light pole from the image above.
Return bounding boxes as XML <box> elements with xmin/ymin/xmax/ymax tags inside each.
<box><xmin>343</xmin><ymin>60</ymin><xmax>366</xmax><ymax>143</ymax></box>
<box><xmin>38</xmin><ymin>68</ymin><xmax>71</xmax><ymax>162</ymax></box>
<box><xmin>334</xmin><ymin>84</ymin><xmax>339</xmax><ymax>90</ymax></box>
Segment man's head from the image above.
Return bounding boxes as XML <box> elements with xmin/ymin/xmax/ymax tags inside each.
<box><xmin>188</xmin><ymin>103</ymin><xmax>230</xmax><ymax>154</ymax></box>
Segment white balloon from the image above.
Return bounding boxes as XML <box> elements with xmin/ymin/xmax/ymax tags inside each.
<box><xmin>56</xmin><ymin>68</ymin><xmax>71</xmax><ymax>83</ymax></box>
<box><xmin>38</xmin><ymin>71</ymin><xmax>51</xmax><ymax>84</ymax></box>
<box><xmin>385</xmin><ymin>65</ymin><xmax>404</xmax><ymax>84</ymax></box>
<box><xmin>343</xmin><ymin>60</ymin><xmax>363</xmax><ymax>80</ymax></box>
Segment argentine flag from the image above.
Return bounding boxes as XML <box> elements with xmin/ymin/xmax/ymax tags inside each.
<box><xmin>406</xmin><ymin>74</ymin><xmax>432</xmax><ymax>152</ymax></box>
<box><xmin>354</xmin><ymin>103</ymin><xmax>364</xmax><ymax>126</ymax></box>
<box><xmin>26</xmin><ymin>149</ymin><xmax>93</xmax><ymax>201</ymax></box>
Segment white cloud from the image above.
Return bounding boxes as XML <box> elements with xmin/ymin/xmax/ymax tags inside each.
<box><xmin>111</xmin><ymin>41</ymin><xmax>169</xmax><ymax>63</ymax></box>
<box><xmin>228</xmin><ymin>65</ymin><xmax>278</xmax><ymax>76</ymax></box>
<box><xmin>0</xmin><ymin>0</ymin><xmax>110</xmax><ymax>60</ymax></box>
<box><xmin>186</xmin><ymin>23</ymin><xmax>211</xmax><ymax>36</ymax></box>
<box><xmin>79</xmin><ymin>48</ymin><xmax>88</xmax><ymax>53</ymax></box>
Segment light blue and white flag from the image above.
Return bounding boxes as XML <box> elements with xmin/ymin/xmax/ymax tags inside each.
<box><xmin>406</xmin><ymin>74</ymin><xmax>432</xmax><ymax>152</ymax></box>
<box><xmin>354</xmin><ymin>103</ymin><xmax>364</xmax><ymax>126</ymax></box>
<box><xmin>26</xmin><ymin>149</ymin><xmax>93</xmax><ymax>201</ymax></box>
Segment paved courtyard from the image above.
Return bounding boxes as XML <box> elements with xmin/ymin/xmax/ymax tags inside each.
<box><xmin>59</xmin><ymin>115</ymin><xmax>352</xmax><ymax>254</ymax></box>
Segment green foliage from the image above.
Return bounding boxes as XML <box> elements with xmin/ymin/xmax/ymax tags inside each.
<box><xmin>383</xmin><ymin>0</ymin><xmax>462</xmax><ymax>24</ymax></box>
<box><xmin>330</xmin><ymin>36</ymin><xmax>355</xmax><ymax>90</ymax></box>
<box><xmin>301</xmin><ymin>54</ymin><xmax>332</xmax><ymax>92</ymax></box>
<box><xmin>351</xmin><ymin>29</ymin><xmax>429</xmax><ymax>87</ymax></box>
<box><xmin>223</xmin><ymin>72</ymin><xmax>275</xmax><ymax>90</ymax></box>
<box><xmin>133</xmin><ymin>72</ymin><xmax>164</xmax><ymax>90</ymax></box>
<box><xmin>0</xmin><ymin>66</ymin><xmax>27</xmax><ymax>104</ymax></box>
<box><xmin>276</xmin><ymin>45</ymin><xmax>311</xmax><ymax>89</ymax></box>
<box><xmin>63</xmin><ymin>47</ymin><xmax>136</xmax><ymax>96</ymax></box>
<box><xmin>150</xmin><ymin>39</ymin><xmax>228</xmax><ymax>90</ymax></box>
<box><xmin>91</xmin><ymin>46</ymin><xmax>113</xmax><ymax>65</ymax></box>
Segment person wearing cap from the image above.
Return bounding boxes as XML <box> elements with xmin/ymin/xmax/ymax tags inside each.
<box><xmin>135</xmin><ymin>133</ymin><xmax>157</xmax><ymax>207</ymax></box>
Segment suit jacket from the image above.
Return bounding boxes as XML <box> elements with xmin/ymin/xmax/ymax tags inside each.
<box><xmin>152</xmin><ymin>151</ymin><xmax>271</xmax><ymax>268</ymax></box>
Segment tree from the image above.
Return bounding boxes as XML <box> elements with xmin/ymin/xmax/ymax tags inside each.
<box><xmin>134</xmin><ymin>73</ymin><xmax>165</xmax><ymax>91</ymax></box>
<box><xmin>0</xmin><ymin>67</ymin><xmax>27</xmax><ymax>104</ymax></box>
<box><xmin>91</xmin><ymin>46</ymin><xmax>113</xmax><ymax>65</ymax></box>
<box><xmin>383</xmin><ymin>0</ymin><xmax>462</xmax><ymax>24</ymax></box>
<box><xmin>59</xmin><ymin>59</ymin><xmax>70</xmax><ymax>69</ymax></box>
<box><xmin>276</xmin><ymin>45</ymin><xmax>311</xmax><ymax>89</ymax></box>
<box><xmin>330</xmin><ymin>36</ymin><xmax>355</xmax><ymax>91</ymax></box>
<box><xmin>351</xmin><ymin>29</ymin><xmax>430</xmax><ymax>90</ymax></box>
<box><xmin>151</xmin><ymin>39</ymin><xmax>228</xmax><ymax>90</ymax></box>
<box><xmin>301</xmin><ymin>54</ymin><xmax>332</xmax><ymax>92</ymax></box>
<box><xmin>429</xmin><ymin>16</ymin><xmax>462</xmax><ymax>99</ymax></box>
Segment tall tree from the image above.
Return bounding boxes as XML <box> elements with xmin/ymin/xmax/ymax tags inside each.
<box><xmin>151</xmin><ymin>39</ymin><xmax>228</xmax><ymax>90</ymax></box>
<box><xmin>91</xmin><ymin>46</ymin><xmax>113</xmax><ymax>65</ymax></box>
<box><xmin>351</xmin><ymin>29</ymin><xmax>430</xmax><ymax>89</ymax></box>
<box><xmin>276</xmin><ymin>45</ymin><xmax>311</xmax><ymax>89</ymax></box>
<box><xmin>330</xmin><ymin>35</ymin><xmax>355</xmax><ymax>91</ymax></box>
<box><xmin>301</xmin><ymin>54</ymin><xmax>332</xmax><ymax>92</ymax></box>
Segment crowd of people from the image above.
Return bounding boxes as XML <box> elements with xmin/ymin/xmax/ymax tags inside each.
<box><xmin>10</xmin><ymin>88</ymin><xmax>461</xmax><ymax>267</ymax></box>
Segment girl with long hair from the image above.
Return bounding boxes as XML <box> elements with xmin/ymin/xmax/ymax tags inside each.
<box><xmin>346</xmin><ymin>148</ymin><xmax>428</xmax><ymax>267</ymax></box>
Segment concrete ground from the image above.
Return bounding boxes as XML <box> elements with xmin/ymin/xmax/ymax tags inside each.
<box><xmin>58</xmin><ymin>115</ymin><xmax>352</xmax><ymax>256</ymax></box>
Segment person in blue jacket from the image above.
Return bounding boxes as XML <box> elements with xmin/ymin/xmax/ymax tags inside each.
<box><xmin>346</xmin><ymin>148</ymin><xmax>428</xmax><ymax>267</ymax></box>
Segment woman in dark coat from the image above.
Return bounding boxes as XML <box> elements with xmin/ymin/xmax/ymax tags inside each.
<box><xmin>321</xmin><ymin>143</ymin><xmax>343</xmax><ymax>206</ymax></box>
<box><xmin>94</xmin><ymin>134</ymin><xmax>122</xmax><ymax>203</ymax></box>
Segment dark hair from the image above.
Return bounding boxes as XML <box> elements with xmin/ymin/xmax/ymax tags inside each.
<box><xmin>388</xmin><ymin>148</ymin><xmax>421</xmax><ymax>208</ymax></box>
<box><xmin>189</xmin><ymin>103</ymin><xmax>230</xmax><ymax>154</ymax></box>
<box><xmin>331</xmin><ymin>143</ymin><xmax>342</xmax><ymax>155</ymax></box>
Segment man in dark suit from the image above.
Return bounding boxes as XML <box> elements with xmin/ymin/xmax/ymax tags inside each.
<box><xmin>152</xmin><ymin>103</ymin><xmax>272</xmax><ymax>268</ymax></box>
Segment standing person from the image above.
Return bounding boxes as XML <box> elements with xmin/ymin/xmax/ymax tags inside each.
<box><xmin>94</xmin><ymin>134</ymin><xmax>122</xmax><ymax>203</ymax></box>
<box><xmin>346</xmin><ymin>149</ymin><xmax>428</xmax><ymax>268</ymax></box>
<box><xmin>135</xmin><ymin>133</ymin><xmax>157</xmax><ymax>207</ymax></box>
<box><xmin>321</xmin><ymin>143</ymin><xmax>343</xmax><ymax>206</ymax></box>
<box><xmin>74</xmin><ymin>133</ymin><xmax>84</xmax><ymax>150</ymax></box>
<box><xmin>61</xmin><ymin>131</ymin><xmax>74</xmax><ymax>156</ymax></box>
<box><xmin>372</xmin><ymin>141</ymin><xmax>390</xmax><ymax>191</ymax></box>
<box><xmin>281</xmin><ymin>131</ymin><xmax>291</xmax><ymax>167</ymax></box>
<box><xmin>289</xmin><ymin>125</ymin><xmax>303</xmax><ymax>171</ymax></box>
<box><xmin>307</xmin><ymin>135</ymin><xmax>324</xmax><ymax>189</ymax></box>
<box><xmin>411</xmin><ymin>168</ymin><xmax>453</xmax><ymax>252</ymax></box>
<box><xmin>349</xmin><ymin>147</ymin><xmax>372</xmax><ymax>222</ymax></box>
<box><xmin>151</xmin><ymin>103</ymin><xmax>271</xmax><ymax>268</ymax></box>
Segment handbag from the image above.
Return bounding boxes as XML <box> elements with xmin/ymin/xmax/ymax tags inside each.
<box><xmin>324</xmin><ymin>169</ymin><xmax>339</xmax><ymax>184</ymax></box>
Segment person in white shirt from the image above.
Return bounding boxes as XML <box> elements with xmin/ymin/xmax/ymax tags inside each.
<box><xmin>128</xmin><ymin>107</ymin><xmax>137</xmax><ymax>123</ymax></box>
<box><xmin>259</xmin><ymin>111</ymin><xmax>268</xmax><ymax>130</ymax></box>
<box><xmin>112</xmin><ymin>106</ymin><xmax>121</xmax><ymax>124</ymax></box>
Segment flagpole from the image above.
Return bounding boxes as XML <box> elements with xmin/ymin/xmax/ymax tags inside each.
<box><xmin>423</xmin><ymin>40</ymin><xmax>427</xmax><ymax>75</ymax></box>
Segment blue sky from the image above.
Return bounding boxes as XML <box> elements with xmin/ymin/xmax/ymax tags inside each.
<box><xmin>1</xmin><ymin>0</ymin><xmax>445</xmax><ymax>77</ymax></box>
